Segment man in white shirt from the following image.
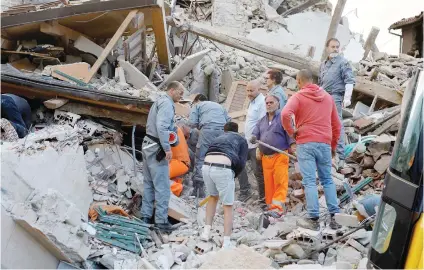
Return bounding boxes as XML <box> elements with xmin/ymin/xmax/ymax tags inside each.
<box><xmin>237</xmin><ymin>80</ymin><xmax>267</xmax><ymax>205</ymax></box>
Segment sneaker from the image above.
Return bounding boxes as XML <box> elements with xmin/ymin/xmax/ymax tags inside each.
<box><xmin>296</xmin><ymin>217</ymin><xmax>320</xmax><ymax>231</ymax></box>
<box><xmin>329</xmin><ymin>216</ymin><xmax>342</xmax><ymax>230</ymax></box>
<box><xmin>156</xmin><ymin>222</ymin><xmax>174</xmax><ymax>234</ymax></box>
<box><xmin>222</xmin><ymin>241</ymin><xmax>235</xmax><ymax>250</ymax></box>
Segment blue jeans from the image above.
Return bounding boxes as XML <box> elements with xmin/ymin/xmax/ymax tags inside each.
<box><xmin>141</xmin><ymin>136</ymin><xmax>170</xmax><ymax>223</ymax></box>
<box><xmin>1</xmin><ymin>95</ymin><xmax>29</xmax><ymax>138</ymax></box>
<box><xmin>331</xmin><ymin>94</ymin><xmax>345</xmax><ymax>160</ymax></box>
<box><xmin>192</xmin><ymin>128</ymin><xmax>224</xmax><ymax>183</ymax></box>
<box><xmin>297</xmin><ymin>142</ymin><xmax>340</xmax><ymax>218</ymax></box>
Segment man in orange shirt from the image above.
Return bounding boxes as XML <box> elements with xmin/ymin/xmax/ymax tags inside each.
<box><xmin>169</xmin><ymin>126</ymin><xmax>191</xmax><ymax>196</ymax></box>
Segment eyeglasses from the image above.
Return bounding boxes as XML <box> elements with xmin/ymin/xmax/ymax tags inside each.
<box><xmin>266</xmin><ymin>101</ymin><xmax>274</xmax><ymax>105</ymax></box>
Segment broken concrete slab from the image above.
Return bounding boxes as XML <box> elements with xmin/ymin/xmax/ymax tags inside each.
<box><xmin>118</xmin><ymin>60</ymin><xmax>157</xmax><ymax>91</ymax></box>
<box><xmin>347</xmin><ymin>238</ymin><xmax>367</xmax><ymax>254</ymax></box>
<box><xmin>264</xmin><ymin>239</ymin><xmax>293</xmax><ymax>250</ymax></box>
<box><xmin>336</xmin><ymin>246</ymin><xmax>362</xmax><ymax>266</ymax></box>
<box><xmin>334</xmin><ymin>213</ymin><xmax>359</xmax><ymax>227</ymax></box>
<box><xmin>74</xmin><ymin>36</ymin><xmax>114</xmax><ymax>63</ymax></box>
<box><xmin>199</xmin><ymin>245</ymin><xmax>274</xmax><ymax>269</ymax></box>
<box><xmin>11</xmin><ymin>189</ymin><xmax>90</xmax><ymax>263</ymax></box>
<box><xmin>374</xmin><ymin>154</ymin><xmax>391</xmax><ymax>174</ymax></box>
<box><xmin>159</xmin><ymin>49</ymin><xmax>210</xmax><ymax>88</ymax></box>
<box><xmin>50</xmin><ymin>62</ymin><xmax>91</xmax><ymax>83</ymax></box>
<box><xmin>211</xmin><ymin>0</ymin><xmax>248</xmax><ymax>31</ymax></box>
<box><xmin>168</xmin><ymin>194</ymin><xmax>193</xmax><ymax>221</ymax></box>
<box><xmin>282</xmin><ymin>244</ymin><xmax>305</xmax><ymax>259</ymax></box>
<box><xmin>1</xmin><ymin>141</ymin><xmax>93</xmax><ymax>215</ymax></box>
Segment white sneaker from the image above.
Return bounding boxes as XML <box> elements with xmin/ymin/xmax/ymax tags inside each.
<box><xmin>222</xmin><ymin>241</ymin><xmax>235</xmax><ymax>250</ymax></box>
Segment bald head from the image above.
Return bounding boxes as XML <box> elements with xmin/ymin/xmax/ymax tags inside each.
<box><xmin>246</xmin><ymin>80</ymin><xmax>261</xmax><ymax>101</ymax></box>
<box><xmin>296</xmin><ymin>69</ymin><xmax>313</xmax><ymax>89</ymax></box>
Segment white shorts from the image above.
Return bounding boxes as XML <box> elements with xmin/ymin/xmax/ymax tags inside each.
<box><xmin>202</xmin><ymin>165</ymin><xmax>235</xmax><ymax>205</ymax></box>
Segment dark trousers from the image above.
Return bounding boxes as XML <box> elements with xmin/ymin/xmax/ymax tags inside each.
<box><xmin>1</xmin><ymin>95</ymin><xmax>29</xmax><ymax>138</ymax></box>
<box><xmin>238</xmin><ymin>148</ymin><xmax>264</xmax><ymax>199</ymax></box>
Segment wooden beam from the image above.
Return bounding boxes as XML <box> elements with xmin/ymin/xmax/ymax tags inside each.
<box><xmin>151</xmin><ymin>6</ymin><xmax>171</xmax><ymax>71</ymax></box>
<box><xmin>281</xmin><ymin>0</ymin><xmax>321</xmax><ymax>17</ymax></box>
<box><xmin>84</xmin><ymin>10</ymin><xmax>138</xmax><ymax>83</ymax></box>
<box><xmin>320</xmin><ymin>0</ymin><xmax>347</xmax><ymax>61</ymax></box>
<box><xmin>362</xmin><ymin>27</ymin><xmax>380</xmax><ymax>60</ymax></box>
<box><xmin>355</xmin><ymin>77</ymin><xmax>402</xmax><ymax>105</ymax></box>
<box><xmin>175</xmin><ymin>21</ymin><xmax>320</xmax><ymax>74</ymax></box>
<box><xmin>60</xmin><ymin>102</ymin><xmax>147</xmax><ymax>125</ymax></box>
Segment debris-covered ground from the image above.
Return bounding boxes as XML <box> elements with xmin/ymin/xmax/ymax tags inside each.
<box><xmin>1</xmin><ymin>0</ymin><xmax>423</xmax><ymax>269</ymax></box>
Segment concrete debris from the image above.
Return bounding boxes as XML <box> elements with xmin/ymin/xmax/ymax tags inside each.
<box><xmin>336</xmin><ymin>246</ymin><xmax>362</xmax><ymax>266</ymax></box>
<box><xmin>282</xmin><ymin>243</ymin><xmax>305</xmax><ymax>259</ymax></box>
<box><xmin>200</xmin><ymin>245</ymin><xmax>274</xmax><ymax>269</ymax></box>
<box><xmin>11</xmin><ymin>189</ymin><xmax>91</xmax><ymax>263</ymax></box>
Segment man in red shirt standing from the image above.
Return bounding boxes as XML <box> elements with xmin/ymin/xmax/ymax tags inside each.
<box><xmin>281</xmin><ymin>69</ymin><xmax>342</xmax><ymax>230</ymax></box>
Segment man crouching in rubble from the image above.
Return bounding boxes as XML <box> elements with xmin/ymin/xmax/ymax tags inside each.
<box><xmin>189</xmin><ymin>94</ymin><xmax>231</xmax><ymax>198</ymax></box>
<box><xmin>282</xmin><ymin>69</ymin><xmax>342</xmax><ymax>230</ymax></box>
<box><xmin>200</xmin><ymin>122</ymin><xmax>248</xmax><ymax>249</ymax></box>
<box><xmin>141</xmin><ymin>81</ymin><xmax>184</xmax><ymax>233</ymax></box>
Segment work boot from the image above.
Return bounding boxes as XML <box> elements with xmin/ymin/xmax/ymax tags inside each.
<box><xmin>329</xmin><ymin>216</ymin><xmax>342</xmax><ymax>230</ymax></box>
<box><xmin>156</xmin><ymin>222</ymin><xmax>174</xmax><ymax>234</ymax></box>
<box><xmin>296</xmin><ymin>217</ymin><xmax>320</xmax><ymax>231</ymax></box>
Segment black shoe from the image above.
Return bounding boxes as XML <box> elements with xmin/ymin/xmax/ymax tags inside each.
<box><xmin>156</xmin><ymin>222</ymin><xmax>174</xmax><ymax>234</ymax></box>
<box><xmin>296</xmin><ymin>217</ymin><xmax>320</xmax><ymax>231</ymax></box>
<box><xmin>329</xmin><ymin>216</ymin><xmax>342</xmax><ymax>230</ymax></box>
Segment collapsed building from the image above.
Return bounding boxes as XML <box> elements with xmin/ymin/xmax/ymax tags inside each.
<box><xmin>1</xmin><ymin>0</ymin><xmax>423</xmax><ymax>269</ymax></box>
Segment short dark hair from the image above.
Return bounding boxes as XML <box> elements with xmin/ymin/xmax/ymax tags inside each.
<box><xmin>193</xmin><ymin>94</ymin><xmax>208</xmax><ymax>102</ymax></box>
<box><xmin>224</xmin><ymin>122</ymin><xmax>238</xmax><ymax>132</ymax></box>
<box><xmin>297</xmin><ymin>69</ymin><xmax>313</xmax><ymax>83</ymax></box>
<box><xmin>326</xmin><ymin>38</ymin><xmax>340</xmax><ymax>47</ymax></box>
<box><xmin>167</xmin><ymin>81</ymin><xmax>182</xmax><ymax>91</ymax></box>
<box><xmin>267</xmin><ymin>69</ymin><xmax>282</xmax><ymax>85</ymax></box>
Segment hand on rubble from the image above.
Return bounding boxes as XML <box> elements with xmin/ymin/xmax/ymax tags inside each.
<box><xmin>165</xmin><ymin>150</ymin><xmax>173</xmax><ymax>161</ymax></box>
<box><xmin>256</xmin><ymin>147</ymin><xmax>263</xmax><ymax>161</ymax></box>
<box><xmin>250</xmin><ymin>135</ymin><xmax>257</xmax><ymax>144</ymax></box>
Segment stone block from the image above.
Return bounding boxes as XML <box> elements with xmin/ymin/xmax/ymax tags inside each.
<box><xmin>334</xmin><ymin>213</ymin><xmax>359</xmax><ymax>227</ymax></box>
<box><xmin>336</xmin><ymin>246</ymin><xmax>362</xmax><ymax>265</ymax></box>
<box><xmin>282</xmin><ymin>244</ymin><xmax>305</xmax><ymax>259</ymax></box>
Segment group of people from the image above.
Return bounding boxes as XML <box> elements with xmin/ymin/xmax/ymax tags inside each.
<box><xmin>140</xmin><ymin>38</ymin><xmax>355</xmax><ymax>247</ymax></box>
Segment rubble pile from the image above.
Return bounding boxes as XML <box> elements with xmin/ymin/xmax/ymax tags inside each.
<box><xmin>358</xmin><ymin>52</ymin><xmax>423</xmax><ymax>92</ymax></box>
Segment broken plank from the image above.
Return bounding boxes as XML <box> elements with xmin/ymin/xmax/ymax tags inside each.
<box><xmin>74</xmin><ymin>36</ymin><xmax>115</xmax><ymax>65</ymax></box>
<box><xmin>43</xmin><ymin>98</ymin><xmax>69</xmax><ymax>109</ymax></box>
<box><xmin>50</xmin><ymin>62</ymin><xmax>91</xmax><ymax>83</ymax></box>
<box><xmin>10</xmin><ymin>58</ymin><xmax>36</xmax><ymax>72</ymax></box>
<box><xmin>60</xmin><ymin>102</ymin><xmax>148</xmax><ymax>125</ymax></box>
<box><xmin>355</xmin><ymin>77</ymin><xmax>402</xmax><ymax>105</ymax></box>
<box><xmin>84</xmin><ymin>10</ymin><xmax>139</xmax><ymax>83</ymax></box>
<box><xmin>1</xmin><ymin>50</ymin><xmax>59</xmax><ymax>61</ymax></box>
<box><xmin>158</xmin><ymin>49</ymin><xmax>210</xmax><ymax>88</ymax></box>
<box><xmin>370</xmin><ymin>113</ymin><xmax>401</xmax><ymax>136</ymax></box>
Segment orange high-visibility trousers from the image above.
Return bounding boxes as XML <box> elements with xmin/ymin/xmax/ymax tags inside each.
<box><xmin>261</xmin><ymin>153</ymin><xmax>289</xmax><ymax>211</ymax></box>
<box><xmin>169</xmin><ymin>159</ymin><xmax>189</xmax><ymax>197</ymax></box>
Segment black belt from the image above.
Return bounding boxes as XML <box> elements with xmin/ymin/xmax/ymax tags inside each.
<box><xmin>204</xmin><ymin>162</ymin><xmax>232</xmax><ymax>170</ymax></box>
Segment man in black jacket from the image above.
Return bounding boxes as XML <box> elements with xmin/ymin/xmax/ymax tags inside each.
<box><xmin>199</xmin><ymin>122</ymin><xmax>248</xmax><ymax>249</ymax></box>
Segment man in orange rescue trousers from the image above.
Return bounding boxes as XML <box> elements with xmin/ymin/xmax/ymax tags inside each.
<box><xmin>250</xmin><ymin>95</ymin><xmax>295</xmax><ymax>217</ymax></box>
